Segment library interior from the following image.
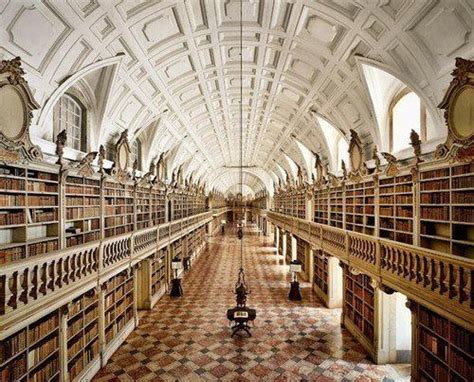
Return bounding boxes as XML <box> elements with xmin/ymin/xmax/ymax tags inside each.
<box><xmin>0</xmin><ymin>1</ymin><xmax>473</xmax><ymax>381</ymax></box>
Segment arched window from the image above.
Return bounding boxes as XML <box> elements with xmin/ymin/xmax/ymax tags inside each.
<box><xmin>132</xmin><ymin>139</ymin><xmax>142</xmax><ymax>171</ymax></box>
<box><xmin>389</xmin><ymin>89</ymin><xmax>426</xmax><ymax>153</ymax></box>
<box><xmin>53</xmin><ymin>94</ymin><xmax>86</xmax><ymax>151</ymax></box>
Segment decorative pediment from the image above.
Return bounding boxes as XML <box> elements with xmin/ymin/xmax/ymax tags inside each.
<box><xmin>381</xmin><ymin>152</ymin><xmax>399</xmax><ymax>177</ymax></box>
<box><xmin>110</xmin><ymin>129</ymin><xmax>131</xmax><ymax>182</ymax></box>
<box><xmin>436</xmin><ymin>58</ymin><xmax>474</xmax><ymax>162</ymax></box>
<box><xmin>0</xmin><ymin>57</ymin><xmax>42</xmax><ymax>162</ymax></box>
<box><xmin>76</xmin><ymin>151</ymin><xmax>98</xmax><ymax>177</ymax></box>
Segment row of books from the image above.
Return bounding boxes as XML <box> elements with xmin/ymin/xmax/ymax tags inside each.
<box><xmin>0</xmin><ymin>211</ymin><xmax>24</xmax><ymax>225</ymax></box>
<box><xmin>0</xmin><ymin>178</ymin><xmax>25</xmax><ymax>191</ymax></box>
<box><xmin>29</xmin><ymin>356</ymin><xmax>58</xmax><ymax>382</ymax></box>
<box><xmin>0</xmin><ymin>353</ymin><xmax>26</xmax><ymax>381</ymax></box>
<box><xmin>104</xmin><ymin>206</ymin><xmax>133</xmax><ymax>215</ymax></box>
<box><xmin>421</xmin><ymin>206</ymin><xmax>449</xmax><ymax>221</ymax></box>
<box><xmin>66</xmin><ymin>176</ymin><xmax>100</xmax><ymax>186</ymax></box>
<box><xmin>452</xmin><ymin>176</ymin><xmax>473</xmax><ymax>189</ymax></box>
<box><xmin>66</xmin><ymin>207</ymin><xmax>100</xmax><ymax>220</ymax></box>
<box><xmin>421</xmin><ymin>179</ymin><xmax>450</xmax><ymax>191</ymax></box>
<box><xmin>30</xmin><ymin>209</ymin><xmax>57</xmax><ymax>224</ymax></box>
<box><xmin>0</xmin><ymin>247</ymin><xmax>25</xmax><ymax>264</ymax></box>
<box><xmin>68</xmin><ymin>339</ymin><xmax>99</xmax><ymax>381</ymax></box>
<box><xmin>29</xmin><ymin>240</ymin><xmax>59</xmax><ymax>257</ymax></box>
<box><xmin>421</xmin><ymin>192</ymin><xmax>450</xmax><ymax>204</ymax></box>
<box><xmin>65</xmin><ymin>185</ymin><xmax>100</xmax><ymax>195</ymax></box>
<box><xmin>452</xmin><ymin>191</ymin><xmax>474</xmax><ymax>204</ymax></box>
<box><xmin>66</xmin><ymin>196</ymin><xmax>100</xmax><ymax>206</ymax></box>
<box><xmin>30</xmin><ymin>314</ymin><xmax>59</xmax><ymax>343</ymax></box>
<box><xmin>0</xmin><ymin>194</ymin><xmax>24</xmax><ymax>206</ymax></box>
<box><xmin>28</xmin><ymin>196</ymin><xmax>57</xmax><ymax>207</ymax></box>
<box><xmin>453</xmin><ymin>207</ymin><xmax>474</xmax><ymax>223</ymax></box>
<box><xmin>27</xmin><ymin>182</ymin><xmax>58</xmax><ymax>193</ymax></box>
<box><xmin>0</xmin><ymin>330</ymin><xmax>26</xmax><ymax>363</ymax></box>
<box><xmin>28</xmin><ymin>336</ymin><xmax>57</xmax><ymax>367</ymax></box>
<box><xmin>105</xmin><ymin>216</ymin><xmax>133</xmax><ymax>227</ymax></box>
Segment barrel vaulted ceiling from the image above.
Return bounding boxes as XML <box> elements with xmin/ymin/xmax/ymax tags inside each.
<box><xmin>1</xmin><ymin>0</ymin><xmax>473</xmax><ymax>195</ymax></box>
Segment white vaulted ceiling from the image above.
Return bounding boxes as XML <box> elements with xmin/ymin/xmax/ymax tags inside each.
<box><xmin>1</xmin><ymin>0</ymin><xmax>473</xmax><ymax>195</ymax></box>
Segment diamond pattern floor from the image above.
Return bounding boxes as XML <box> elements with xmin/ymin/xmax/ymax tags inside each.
<box><xmin>94</xmin><ymin>225</ymin><xmax>411</xmax><ymax>381</ymax></box>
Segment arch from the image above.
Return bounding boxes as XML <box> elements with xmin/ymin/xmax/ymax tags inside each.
<box><xmin>356</xmin><ymin>56</ymin><xmax>444</xmax><ymax>154</ymax></box>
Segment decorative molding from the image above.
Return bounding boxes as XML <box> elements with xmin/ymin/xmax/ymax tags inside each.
<box><xmin>348</xmin><ymin>129</ymin><xmax>367</xmax><ymax>182</ymax></box>
<box><xmin>381</xmin><ymin>152</ymin><xmax>399</xmax><ymax>177</ymax></box>
<box><xmin>436</xmin><ymin>57</ymin><xmax>474</xmax><ymax>162</ymax></box>
<box><xmin>75</xmin><ymin>151</ymin><xmax>98</xmax><ymax>177</ymax></box>
<box><xmin>0</xmin><ymin>57</ymin><xmax>42</xmax><ymax>162</ymax></box>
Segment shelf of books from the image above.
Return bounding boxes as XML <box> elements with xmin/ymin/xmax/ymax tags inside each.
<box><xmin>345</xmin><ymin>180</ymin><xmax>375</xmax><ymax>235</ymax></box>
<box><xmin>419</xmin><ymin>162</ymin><xmax>474</xmax><ymax>257</ymax></box>
<box><xmin>103</xmin><ymin>271</ymin><xmax>135</xmax><ymax>351</ymax></box>
<box><xmin>151</xmin><ymin>187</ymin><xmax>166</xmax><ymax>226</ymax></box>
<box><xmin>135</xmin><ymin>186</ymin><xmax>151</xmax><ymax>230</ymax></box>
<box><xmin>343</xmin><ymin>266</ymin><xmax>375</xmax><ymax>347</ymax></box>
<box><xmin>66</xmin><ymin>289</ymin><xmax>100</xmax><ymax>381</ymax></box>
<box><xmin>378</xmin><ymin>172</ymin><xmax>414</xmax><ymax>245</ymax></box>
<box><xmin>313</xmin><ymin>188</ymin><xmax>329</xmax><ymax>225</ymax></box>
<box><xmin>0</xmin><ymin>164</ymin><xmax>60</xmax><ymax>264</ymax></box>
<box><xmin>313</xmin><ymin>250</ymin><xmax>328</xmax><ymax>297</ymax></box>
<box><xmin>0</xmin><ymin>310</ymin><xmax>60</xmax><ymax>382</ymax></box>
<box><xmin>416</xmin><ymin>303</ymin><xmax>473</xmax><ymax>382</ymax></box>
<box><xmin>296</xmin><ymin>238</ymin><xmax>306</xmax><ymax>273</ymax></box>
<box><xmin>285</xmin><ymin>233</ymin><xmax>292</xmax><ymax>263</ymax></box>
<box><xmin>328</xmin><ymin>185</ymin><xmax>344</xmax><ymax>228</ymax></box>
<box><xmin>296</xmin><ymin>192</ymin><xmax>306</xmax><ymax>219</ymax></box>
<box><xmin>103</xmin><ymin>181</ymin><xmax>134</xmax><ymax>238</ymax></box>
<box><xmin>172</xmin><ymin>194</ymin><xmax>184</xmax><ymax>221</ymax></box>
<box><xmin>151</xmin><ymin>249</ymin><xmax>167</xmax><ymax>299</ymax></box>
<box><xmin>64</xmin><ymin>174</ymin><xmax>101</xmax><ymax>248</ymax></box>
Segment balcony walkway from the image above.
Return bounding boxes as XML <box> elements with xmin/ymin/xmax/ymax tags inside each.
<box><xmin>94</xmin><ymin>224</ymin><xmax>410</xmax><ymax>381</ymax></box>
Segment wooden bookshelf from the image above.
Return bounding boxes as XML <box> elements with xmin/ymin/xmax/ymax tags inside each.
<box><xmin>420</xmin><ymin>162</ymin><xmax>474</xmax><ymax>258</ymax></box>
<box><xmin>345</xmin><ymin>180</ymin><xmax>375</xmax><ymax>235</ymax></box>
<box><xmin>0</xmin><ymin>164</ymin><xmax>59</xmax><ymax>264</ymax></box>
<box><xmin>172</xmin><ymin>194</ymin><xmax>184</xmax><ymax>221</ymax></box>
<box><xmin>103</xmin><ymin>181</ymin><xmax>134</xmax><ymax>238</ymax></box>
<box><xmin>0</xmin><ymin>310</ymin><xmax>60</xmax><ymax>382</ymax></box>
<box><xmin>135</xmin><ymin>186</ymin><xmax>151</xmax><ymax>230</ymax></box>
<box><xmin>151</xmin><ymin>187</ymin><xmax>165</xmax><ymax>226</ymax></box>
<box><xmin>66</xmin><ymin>289</ymin><xmax>99</xmax><ymax>381</ymax></box>
<box><xmin>313</xmin><ymin>250</ymin><xmax>328</xmax><ymax>296</ymax></box>
<box><xmin>416</xmin><ymin>304</ymin><xmax>473</xmax><ymax>382</ymax></box>
<box><xmin>329</xmin><ymin>185</ymin><xmax>344</xmax><ymax>228</ymax></box>
<box><xmin>64</xmin><ymin>175</ymin><xmax>101</xmax><ymax>248</ymax></box>
<box><xmin>343</xmin><ymin>267</ymin><xmax>375</xmax><ymax>345</ymax></box>
<box><xmin>379</xmin><ymin>173</ymin><xmax>414</xmax><ymax>245</ymax></box>
<box><xmin>296</xmin><ymin>192</ymin><xmax>306</xmax><ymax>219</ymax></box>
<box><xmin>103</xmin><ymin>271</ymin><xmax>135</xmax><ymax>346</ymax></box>
<box><xmin>296</xmin><ymin>238</ymin><xmax>306</xmax><ymax>272</ymax></box>
<box><xmin>313</xmin><ymin>188</ymin><xmax>329</xmax><ymax>225</ymax></box>
<box><xmin>151</xmin><ymin>249</ymin><xmax>167</xmax><ymax>297</ymax></box>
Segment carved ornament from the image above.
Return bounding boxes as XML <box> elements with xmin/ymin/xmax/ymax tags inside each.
<box><xmin>436</xmin><ymin>57</ymin><xmax>474</xmax><ymax>162</ymax></box>
<box><xmin>0</xmin><ymin>57</ymin><xmax>42</xmax><ymax>162</ymax></box>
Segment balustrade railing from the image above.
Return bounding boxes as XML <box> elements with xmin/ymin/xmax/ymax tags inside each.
<box><xmin>266</xmin><ymin>210</ymin><xmax>474</xmax><ymax>328</ymax></box>
<box><xmin>0</xmin><ymin>210</ymin><xmax>214</xmax><ymax>336</ymax></box>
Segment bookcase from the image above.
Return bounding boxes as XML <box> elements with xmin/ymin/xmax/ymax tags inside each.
<box><xmin>379</xmin><ymin>173</ymin><xmax>414</xmax><ymax>245</ymax></box>
<box><xmin>313</xmin><ymin>250</ymin><xmax>328</xmax><ymax>296</ymax></box>
<box><xmin>285</xmin><ymin>233</ymin><xmax>292</xmax><ymax>263</ymax></box>
<box><xmin>151</xmin><ymin>249</ymin><xmax>167</xmax><ymax>297</ymax></box>
<box><xmin>135</xmin><ymin>186</ymin><xmax>151</xmax><ymax>230</ymax></box>
<box><xmin>415</xmin><ymin>303</ymin><xmax>473</xmax><ymax>382</ymax></box>
<box><xmin>64</xmin><ymin>174</ymin><xmax>101</xmax><ymax>248</ymax></box>
<box><xmin>313</xmin><ymin>188</ymin><xmax>329</xmax><ymax>225</ymax></box>
<box><xmin>345</xmin><ymin>180</ymin><xmax>375</xmax><ymax>235</ymax></box>
<box><xmin>329</xmin><ymin>185</ymin><xmax>344</xmax><ymax>228</ymax></box>
<box><xmin>419</xmin><ymin>162</ymin><xmax>474</xmax><ymax>257</ymax></box>
<box><xmin>343</xmin><ymin>267</ymin><xmax>375</xmax><ymax>346</ymax></box>
<box><xmin>296</xmin><ymin>238</ymin><xmax>306</xmax><ymax>272</ymax></box>
<box><xmin>103</xmin><ymin>271</ymin><xmax>135</xmax><ymax>346</ymax></box>
<box><xmin>66</xmin><ymin>289</ymin><xmax>99</xmax><ymax>381</ymax></box>
<box><xmin>151</xmin><ymin>187</ymin><xmax>166</xmax><ymax>226</ymax></box>
<box><xmin>172</xmin><ymin>194</ymin><xmax>184</xmax><ymax>221</ymax></box>
<box><xmin>0</xmin><ymin>309</ymin><xmax>60</xmax><ymax>382</ymax></box>
<box><xmin>296</xmin><ymin>192</ymin><xmax>306</xmax><ymax>219</ymax></box>
<box><xmin>103</xmin><ymin>181</ymin><xmax>134</xmax><ymax>238</ymax></box>
<box><xmin>0</xmin><ymin>164</ymin><xmax>59</xmax><ymax>264</ymax></box>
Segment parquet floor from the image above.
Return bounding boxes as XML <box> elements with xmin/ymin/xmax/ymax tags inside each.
<box><xmin>94</xmin><ymin>225</ymin><xmax>410</xmax><ymax>381</ymax></box>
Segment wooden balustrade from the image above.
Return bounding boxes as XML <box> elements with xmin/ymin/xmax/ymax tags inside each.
<box><xmin>0</xmin><ymin>210</ymin><xmax>219</xmax><ymax>337</ymax></box>
<box><xmin>266</xmin><ymin>210</ymin><xmax>474</xmax><ymax>330</ymax></box>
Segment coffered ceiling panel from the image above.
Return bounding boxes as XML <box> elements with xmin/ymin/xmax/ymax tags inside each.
<box><xmin>1</xmin><ymin>0</ymin><xmax>472</xmax><ymax>195</ymax></box>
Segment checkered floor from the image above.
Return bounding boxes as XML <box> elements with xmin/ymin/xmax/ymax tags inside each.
<box><xmin>94</xmin><ymin>225</ymin><xmax>410</xmax><ymax>381</ymax></box>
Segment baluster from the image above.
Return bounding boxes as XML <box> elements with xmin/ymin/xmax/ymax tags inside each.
<box><xmin>416</xmin><ymin>255</ymin><xmax>422</xmax><ymax>283</ymax></box>
<box><xmin>0</xmin><ymin>274</ymin><xmax>7</xmax><ymax>314</ymax></box>
<box><xmin>19</xmin><ymin>269</ymin><xmax>28</xmax><ymax>304</ymax></box>
<box><xmin>47</xmin><ymin>262</ymin><xmax>54</xmax><ymax>292</ymax></box>
<box><xmin>431</xmin><ymin>259</ymin><xmax>438</xmax><ymax>291</ymax></box>
<box><xmin>29</xmin><ymin>266</ymin><xmax>38</xmax><ymax>300</ymax></box>
<box><xmin>439</xmin><ymin>261</ymin><xmax>447</xmax><ymax>294</ymax></box>
<box><xmin>39</xmin><ymin>264</ymin><xmax>47</xmax><ymax>295</ymax></box>
<box><xmin>7</xmin><ymin>271</ymin><xmax>18</xmax><ymax>309</ymax></box>
<box><xmin>458</xmin><ymin>266</ymin><xmax>467</xmax><ymax>303</ymax></box>
<box><xmin>409</xmin><ymin>253</ymin><xmax>415</xmax><ymax>280</ymax></box>
<box><xmin>56</xmin><ymin>259</ymin><xmax>62</xmax><ymax>288</ymax></box>
<box><xmin>448</xmin><ymin>263</ymin><xmax>457</xmax><ymax>299</ymax></box>
<box><xmin>63</xmin><ymin>256</ymin><xmax>70</xmax><ymax>285</ymax></box>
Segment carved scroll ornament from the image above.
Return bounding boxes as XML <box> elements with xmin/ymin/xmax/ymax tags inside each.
<box><xmin>436</xmin><ymin>58</ymin><xmax>474</xmax><ymax>161</ymax></box>
<box><xmin>348</xmin><ymin>129</ymin><xmax>367</xmax><ymax>182</ymax></box>
<box><xmin>0</xmin><ymin>57</ymin><xmax>42</xmax><ymax>162</ymax></box>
